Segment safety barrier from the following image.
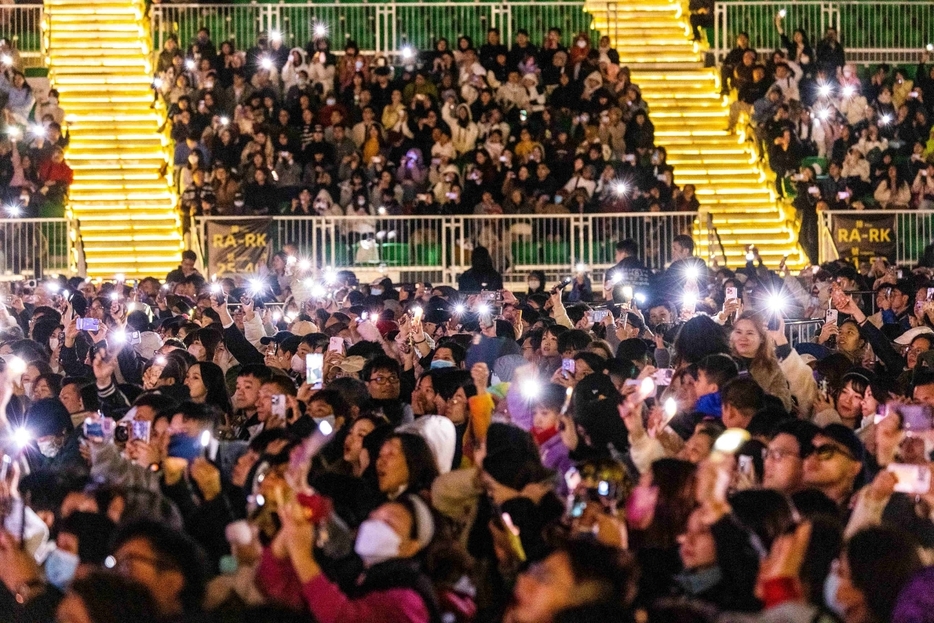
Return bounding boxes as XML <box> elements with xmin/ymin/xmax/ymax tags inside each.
<box><xmin>194</xmin><ymin>212</ymin><xmax>699</xmax><ymax>287</ymax></box>
<box><xmin>712</xmin><ymin>0</ymin><xmax>933</xmax><ymax>65</ymax></box>
<box><xmin>0</xmin><ymin>218</ymin><xmax>77</xmax><ymax>277</ymax></box>
<box><xmin>784</xmin><ymin>318</ymin><xmax>822</xmax><ymax>346</ymax></box>
<box><xmin>150</xmin><ymin>2</ymin><xmax>605</xmax><ymax>60</ymax></box>
<box><xmin>818</xmin><ymin>209</ymin><xmax>934</xmax><ymax>266</ymax></box>
<box><xmin>0</xmin><ymin>5</ymin><xmax>45</xmax><ymax>67</ymax></box>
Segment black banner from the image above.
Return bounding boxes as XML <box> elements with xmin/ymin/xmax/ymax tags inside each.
<box><xmin>831</xmin><ymin>213</ymin><xmax>896</xmax><ymax>261</ymax></box>
<box><xmin>206</xmin><ymin>219</ymin><xmax>272</xmax><ymax>277</ymax></box>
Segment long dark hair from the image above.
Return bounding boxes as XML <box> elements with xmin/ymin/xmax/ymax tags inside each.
<box><xmin>673</xmin><ymin>315</ymin><xmax>730</xmax><ymax>368</ymax></box>
<box><xmin>470</xmin><ymin>245</ymin><xmax>495</xmax><ymax>272</ymax></box>
<box><xmin>384</xmin><ymin>432</ymin><xmax>440</xmax><ymax>496</ymax></box>
<box><xmin>192</xmin><ymin>361</ymin><xmax>233</xmax><ymax>416</ymax></box>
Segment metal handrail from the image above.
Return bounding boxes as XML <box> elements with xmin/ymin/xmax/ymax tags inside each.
<box><xmin>712</xmin><ymin>0</ymin><xmax>931</xmax><ymax>65</ymax></box>
<box><xmin>194</xmin><ymin>212</ymin><xmax>700</xmax><ymax>286</ymax></box>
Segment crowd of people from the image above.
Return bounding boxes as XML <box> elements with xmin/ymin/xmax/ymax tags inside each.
<box><xmin>156</xmin><ymin>24</ymin><xmax>699</xmax><ymax>229</ymax></box>
<box><xmin>712</xmin><ymin>16</ymin><xmax>934</xmax><ymax>264</ymax></box>
<box><xmin>3</xmin><ymin>233</ymin><xmax>934</xmax><ymax>623</ymax></box>
<box><xmin>0</xmin><ymin>37</ymin><xmax>73</xmax><ymax>220</ymax></box>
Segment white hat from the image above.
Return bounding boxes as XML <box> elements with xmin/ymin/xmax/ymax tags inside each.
<box><xmin>895</xmin><ymin>326</ymin><xmax>934</xmax><ymax>346</ymax></box>
<box><xmin>134</xmin><ymin>331</ymin><xmax>164</xmax><ymax>360</ymax></box>
<box><xmin>397</xmin><ymin>415</ymin><xmax>456</xmax><ymax>474</ymax></box>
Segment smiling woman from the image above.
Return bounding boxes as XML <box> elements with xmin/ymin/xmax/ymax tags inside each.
<box><xmin>730</xmin><ymin>312</ymin><xmax>793</xmax><ymax>411</ymax></box>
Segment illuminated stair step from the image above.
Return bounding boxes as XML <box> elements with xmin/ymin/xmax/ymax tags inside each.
<box><xmin>54</xmin><ymin>76</ymin><xmax>153</xmax><ymax>85</ymax></box>
<box><xmin>67</xmin><ymin>142</ymin><xmax>167</xmax><ymax>151</ymax></box>
<box><xmin>48</xmin><ymin>25</ymin><xmax>142</xmax><ymax>33</ymax></box>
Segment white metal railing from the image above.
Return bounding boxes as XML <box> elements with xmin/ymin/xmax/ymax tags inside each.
<box><xmin>195</xmin><ymin>212</ymin><xmax>698</xmax><ymax>286</ymax></box>
<box><xmin>818</xmin><ymin>209</ymin><xmax>934</xmax><ymax>266</ymax></box>
<box><xmin>785</xmin><ymin>318</ymin><xmax>822</xmax><ymax>346</ymax></box>
<box><xmin>0</xmin><ymin>5</ymin><xmax>45</xmax><ymax>67</ymax></box>
<box><xmin>150</xmin><ymin>2</ymin><xmax>610</xmax><ymax>60</ymax></box>
<box><xmin>0</xmin><ymin>217</ymin><xmax>77</xmax><ymax>276</ymax></box>
<box><xmin>712</xmin><ymin>1</ymin><xmax>933</xmax><ymax>65</ymax></box>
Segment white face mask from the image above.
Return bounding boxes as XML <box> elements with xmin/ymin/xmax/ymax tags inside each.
<box><xmin>45</xmin><ymin>548</ymin><xmax>79</xmax><ymax>591</ymax></box>
<box><xmin>22</xmin><ymin>381</ymin><xmax>34</xmax><ymax>399</ymax></box>
<box><xmin>291</xmin><ymin>354</ymin><xmax>306</xmax><ymax>374</ymax></box>
<box><xmin>528</xmin><ymin>280</ymin><xmax>541</xmax><ymax>290</ymax></box>
<box><xmin>49</xmin><ymin>337</ymin><xmax>60</xmax><ymax>351</ymax></box>
<box><xmin>577</xmin><ymin>40</ymin><xmax>587</xmax><ymax>48</ymax></box>
<box><xmin>37</xmin><ymin>437</ymin><xmax>62</xmax><ymax>458</ymax></box>
<box><xmin>354</xmin><ymin>519</ymin><xmax>401</xmax><ymax>566</ymax></box>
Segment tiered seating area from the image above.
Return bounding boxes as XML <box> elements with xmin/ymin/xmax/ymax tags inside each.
<box><xmin>1</xmin><ymin>0</ymin><xmax>927</xmax><ymax>274</ymax></box>
<box><xmin>587</xmin><ymin>0</ymin><xmax>802</xmax><ymax>267</ymax></box>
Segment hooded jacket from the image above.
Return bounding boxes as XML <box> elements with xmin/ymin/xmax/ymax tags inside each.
<box><xmin>441</xmin><ymin>104</ymin><xmax>479</xmax><ymax>155</ymax></box>
<box><xmin>280</xmin><ymin>47</ymin><xmax>309</xmax><ymax>92</ymax></box>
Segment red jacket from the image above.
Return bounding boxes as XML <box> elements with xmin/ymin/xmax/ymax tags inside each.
<box><xmin>256</xmin><ymin>547</ymin><xmax>432</xmax><ymax>623</ymax></box>
<box><xmin>38</xmin><ymin>160</ymin><xmax>73</xmax><ymax>186</ymax></box>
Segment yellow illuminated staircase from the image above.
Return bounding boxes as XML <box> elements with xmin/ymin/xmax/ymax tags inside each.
<box><xmin>588</xmin><ymin>0</ymin><xmax>804</xmax><ymax>267</ymax></box>
<box><xmin>45</xmin><ymin>0</ymin><xmax>182</xmax><ymax>278</ymax></box>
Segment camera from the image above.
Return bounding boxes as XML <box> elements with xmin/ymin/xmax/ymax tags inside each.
<box><xmin>114</xmin><ymin>422</ymin><xmax>130</xmax><ymax>443</ymax></box>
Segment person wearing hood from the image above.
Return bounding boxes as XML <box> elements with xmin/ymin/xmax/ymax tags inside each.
<box><xmin>19</xmin><ymin>397</ymin><xmax>86</xmax><ymax>475</ymax></box>
<box><xmin>442</xmin><ymin>102</ymin><xmax>479</xmax><ymax>156</ymax></box>
<box><xmin>259</xmin><ymin>493</ymin><xmax>443</xmax><ymax>623</ymax></box>
<box><xmin>495</xmin><ymin>69</ymin><xmax>531</xmax><ymax>114</ymax></box>
<box><xmin>280</xmin><ymin>47</ymin><xmax>309</xmax><ymax>92</ymax></box>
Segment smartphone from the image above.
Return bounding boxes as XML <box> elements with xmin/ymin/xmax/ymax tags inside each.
<box><xmin>328</xmin><ymin>336</ymin><xmax>344</xmax><ymax>353</ymax></box>
<box><xmin>306</xmin><ymin>353</ymin><xmax>324</xmax><ymax>388</ymax></box>
<box><xmin>129</xmin><ymin>420</ymin><xmax>151</xmax><ymax>444</ymax></box>
<box><xmin>926</xmin><ymin>287</ymin><xmax>934</xmax><ymax>302</ymax></box>
<box><xmin>887</xmin><ymin>463</ymin><xmax>931</xmax><ymax>494</ymax></box>
<box><xmin>561</xmin><ymin>358</ymin><xmax>576</xmax><ymax>376</ymax></box>
<box><xmin>270</xmin><ymin>394</ymin><xmax>287</xmax><ymax>420</ymax></box>
<box><xmin>126</xmin><ymin>330</ymin><xmax>142</xmax><ymax>345</ymax></box>
<box><xmin>76</xmin><ymin>317</ymin><xmax>100</xmax><ymax>331</ymax></box>
<box><xmin>894</xmin><ymin>403</ymin><xmax>934</xmax><ymax>433</ymax></box>
<box><xmin>564</xmin><ymin>466</ymin><xmax>581</xmax><ymax>492</ymax></box>
<box><xmin>83</xmin><ymin>419</ymin><xmax>104</xmax><ymax>439</ymax></box>
<box><xmin>168</xmin><ymin>433</ymin><xmax>202</xmax><ymax>461</ymax></box>
<box><xmin>837</xmin><ymin>191</ymin><xmax>850</xmax><ymax>200</ymax></box>
<box><xmin>725</xmin><ymin>286</ymin><xmax>738</xmax><ymax>301</ymax></box>
<box><xmin>825</xmin><ymin>309</ymin><xmax>838</xmax><ymax>324</ymax></box>
<box><xmin>592</xmin><ymin>309</ymin><xmax>610</xmax><ymax>323</ymax></box>
<box><xmin>653</xmin><ymin>368</ymin><xmax>675</xmax><ymax>386</ymax></box>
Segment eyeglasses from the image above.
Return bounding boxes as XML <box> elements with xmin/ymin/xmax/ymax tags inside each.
<box><xmin>765</xmin><ymin>447</ymin><xmax>800</xmax><ymax>461</ymax></box>
<box><xmin>107</xmin><ymin>552</ymin><xmax>172</xmax><ymax>574</ymax></box>
<box><xmin>368</xmin><ymin>374</ymin><xmax>400</xmax><ymax>385</ymax></box>
<box><xmin>809</xmin><ymin>443</ymin><xmax>855</xmax><ymax>462</ymax></box>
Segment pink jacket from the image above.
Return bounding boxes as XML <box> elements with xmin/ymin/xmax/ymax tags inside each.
<box><xmin>256</xmin><ymin>548</ymin><xmax>432</xmax><ymax>623</ymax></box>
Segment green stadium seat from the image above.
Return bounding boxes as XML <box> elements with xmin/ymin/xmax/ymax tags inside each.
<box><xmin>380</xmin><ymin>242</ymin><xmax>409</xmax><ymax>266</ymax></box>
<box><xmin>511</xmin><ymin>241</ymin><xmax>538</xmax><ymax>265</ymax></box>
<box><xmin>800</xmin><ymin>157</ymin><xmax>828</xmax><ymax>176</ymax></box>
<box><xmin>412</xmin><ymin>243</ymin><xmax>440</xmax><ymax>266</ymax></box>
<box><xmin>542</xmin><ymin>241</ymin><xmax>569</xmax><ymax>265</ymax></box>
